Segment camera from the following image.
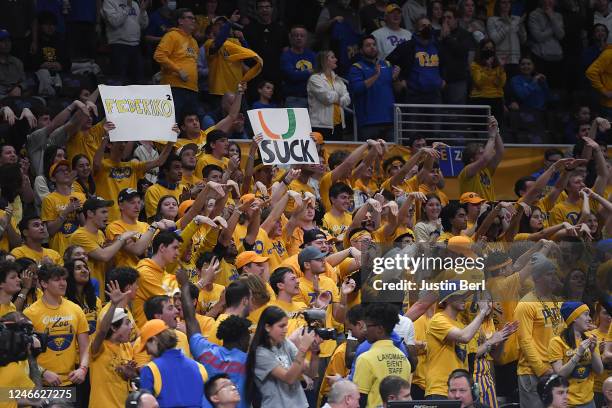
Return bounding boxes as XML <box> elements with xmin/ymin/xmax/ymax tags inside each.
<box><xmin>302</xmin><ymin>309</ymin><xmax>337</xmax><ymax>341</ymax></box>
<box><xmin>0</xmin><ymin>321</ymin><xmax>47</xmax><ymax>367</ymax></box>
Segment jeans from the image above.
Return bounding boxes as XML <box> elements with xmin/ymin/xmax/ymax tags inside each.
<box><xmin>358</xmin><ymin>124</ymin><xmax>393</xmax><ymax>142</ymax></box>
<box><xmin>109</xmin><ymin>43</ymin><xmax>143</xmax><ymax>84</ymax></box>
<box><xmin>285</xmin><ymin>96</ymin><xmax>308</xmax><ymax>109</ymax></box>
<box><xmin>171</xmin><ymin>87</ymin><xmax>204</xmax><ymax>122</ymax></box>
<box><xmin>518</xmin><ymin>374</ymin><xmax>544</xmax><ymax>408</ymax></box>
<box><xmin>443</xmin><ymin>80</ymin><xmax>468</xmax><ymax>105</ymax></box>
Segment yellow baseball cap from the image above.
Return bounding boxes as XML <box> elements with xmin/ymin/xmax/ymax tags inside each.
<box><xmin>460</xmin><ymin>192</ymin><xmax>485</xmax><ymax>204</ymax></box>
<box><xmin>385</xmin><ymin>3</ymin><xmax>401</xmax><ymax>13</ymax></box>
<box><xmin>138</xmin><ymin>319</ymin><xmax>168</xmax><ymax>352</ymax></box>
<box><xmin>235</xmin><ymin>251</ymin><xmax>269</xmax><ymax>269</ymax></box>
<box><xmin>49</xmin><ymin>160</ymin><xmax>71</xmax><ymax>177</ymax></box>
<box><xmin>178</xmin><ymin>199</ymin><xmax>194</xmax><ymax>219</ymax></box>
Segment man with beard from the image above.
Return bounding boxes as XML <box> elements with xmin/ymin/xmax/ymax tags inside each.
<box><xmin>349</xmin><ymin>34</ymin><xmax>400</xmax><ymax>141</ymax></box>
<box><xmin>70</xmin><ymin>197</ymin><xmax>139</xmax><ymax>295</ymax></box>
<box><xmin>387</xmin><ymin>16</ymin><xmax>444</xmax><ymax>104</ymax></box>
<box><xmin>425</xmin><ymin>281</ymin><xmax>491</xmax><ymax>399</ymax></box>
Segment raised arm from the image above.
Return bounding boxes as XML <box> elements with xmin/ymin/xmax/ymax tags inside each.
<box><xmin>215</xmin><ymin>83</ymin><xmax>246</xmax><ymax>134</ymax></box>
<box><xmin>463</xmin><ymin>116</ymin><xmax>498</xmax><ymax>178</ymax></box>
<box><xmin>177</xmin><ymin>268</ymin><xmax>202</xmax><ymax>339</ymax></box>
<box><xmin>92</xmin><ymin>281</ymin><xmax>130</xmax><ymax>355</ymax></box>
<box><xmin>446</xmin><ymin>301</ymin><xmax>490</xmax><ymax>343</ymax></box>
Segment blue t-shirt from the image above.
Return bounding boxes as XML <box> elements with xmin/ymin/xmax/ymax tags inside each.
<box><xmin>67</xmin><ymin>0</ymin><xmax>97</xmax><ymax>23</ymax></box>
<box><xmin>146</xmin><ymin>9</ymin><xmax>174</xmax><ymax>38</ymax></box>
<box><xmin>348</xmin><ymin>331</ymin><xmax>409</xmax><ymax>380</ymax></box>
<box><xmin>189</xmin><ymin>333</ymin><xmax>248</xmax><ymax>408</ymax></box>
<box><xmin>251</xmin><ymin>101</ymin><xmax>278</xmax><ymax>110</ymax></box>
<box><xmin>280</xmin><ymin>49</ymin><xmax>317</xmax><ymax>98</ymax></box>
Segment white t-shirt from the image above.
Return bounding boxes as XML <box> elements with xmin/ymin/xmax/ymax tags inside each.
<box><xmin>372</xmin><ymin>26</ymin><xmax>412</xmax><ymax>59</ymax></box>
<box><xmin>394</xmin><ymin>314</ymin><xmax>415</xmax><ymax>346</ymax></box>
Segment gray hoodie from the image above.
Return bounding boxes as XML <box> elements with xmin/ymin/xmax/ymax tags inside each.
<box><xmin>102</xmin><ymin>0</ymin><xmax>149</xmax><ymax>46</ymax></box>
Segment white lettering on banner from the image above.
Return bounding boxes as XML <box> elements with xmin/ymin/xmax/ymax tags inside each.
<box><xmin>98</xmin><ymin>85</ymin><xmax>177</xmax><ymax>142</ymax></box>
<box><xmin>247</xmin><ymin>108</ymin><xmax>320</xmax><ymax>165</ymax></box>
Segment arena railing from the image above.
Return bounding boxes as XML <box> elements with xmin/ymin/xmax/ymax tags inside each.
<box><xmin>393</xmin><ymin>103</ymin><xmax>492</xmax><ymax>145</ymax></box>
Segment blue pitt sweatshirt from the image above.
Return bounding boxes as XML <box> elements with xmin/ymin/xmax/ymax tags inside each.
<box><xmin>348</xmin><ymin>57</ymin><xmax>395</xmax><ymax>127</ymax></box>
<box><xmin>407</xmin><ymin>37</ymin><xmax>443</xmax><ymax>93</ymax></box>
<box><xmin>280</xmin><ymin>48</ymin><xmax>317</xmax><ymax>98</ymax></box>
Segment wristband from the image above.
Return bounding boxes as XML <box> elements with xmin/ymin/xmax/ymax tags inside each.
<box><xmin>79</xmin><ymin>366</ymin><xmax>88</xmax><ymax>373</ymax></box>
<box><xmin>282</xmin><ymin>178</ymin><xmax>290</xmax><ymax>186</ymax></box>
<box><xmin>16</xmin><ymin>293</ymin><xmax>26</xmax><ymax>300</ymax></box>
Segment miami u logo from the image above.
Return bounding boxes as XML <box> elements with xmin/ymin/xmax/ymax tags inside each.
<box><xmin>258</xmin><ymin>109</ymin><xmax>297</xmax><ymax>140</ymax></box>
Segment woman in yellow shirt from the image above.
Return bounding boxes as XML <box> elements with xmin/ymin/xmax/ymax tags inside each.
<box><xmin>90</xmin><ymin>280</ymin><xmax>137</xmax><ymax>408</ymax></box>
<box><xmin>150</xmin><ymin>195</ymin><xmax>179</xmax><ymax>224</ymax></box>
<box><xmin>516</xmin><ymin>205</ymin><xmax>574</xmax><ymax>241</ymax></box>
<box><xmin>65</xmin><ymin>259</ymin><xmax>102</xmax><ymax>336</ymax></box>
<box><xmin>469</xmin><ymin>39</ymin><xmax>506</xmax><ymax>124</ymax></box>
<box><xmin>550</xmin><ymin>302</ymin><xmax>603</xmax><ymax>407</ymax></box>
<box><xmin>72</xmin><ymin>154</ymin><xmax>96</xmax><ymax>198</ymax></box>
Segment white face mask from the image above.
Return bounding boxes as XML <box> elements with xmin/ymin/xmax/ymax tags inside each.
<box><xmin>167</xmin><ymin>0</ymin><xmax>177</xmax><ymax>10</ymax></box>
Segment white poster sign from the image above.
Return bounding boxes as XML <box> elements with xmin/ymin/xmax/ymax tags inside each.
<box><xmin>247</xmin><ymin>108</ymin><xmax>320</xmax><ymax>165</ymax></box>
<box><xmin>99</xmin><ymin>85</ymin><xmax>177</xmax><ymax>142</ymax></box>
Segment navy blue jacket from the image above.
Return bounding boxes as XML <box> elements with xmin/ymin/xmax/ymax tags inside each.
<box><xmin>348</xmin><ymin>57</ymin><xmax>395</xmax><ymax>127</ymax></box>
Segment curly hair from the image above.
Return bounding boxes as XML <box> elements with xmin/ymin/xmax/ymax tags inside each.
<box><xmin>216</xmin><ymin>315</ymin><xmax>251</xmax><ymax>344</ymax></box>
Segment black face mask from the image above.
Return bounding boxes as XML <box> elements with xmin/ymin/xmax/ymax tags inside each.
<box><xmin>481</xmin><ymin>49</ymin><xmax>495</xmax><ymax>60</ymax></box>
<box><xmin>419</xmin><ymin>25</ymin><xmax>433</xmax><ymax>39</ymax></box>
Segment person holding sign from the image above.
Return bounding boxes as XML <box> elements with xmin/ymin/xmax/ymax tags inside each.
<box><xmin>92</xmin><ymin>122</ymin><xmax>176</xmax><ymax>221</ymax></box>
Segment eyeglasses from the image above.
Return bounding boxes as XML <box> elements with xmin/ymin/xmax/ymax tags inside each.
<box><xmin>181</xmin><ymin>15</ymin><xmax>196</xmax><ymax>20</ymax></box>
<box><xmin>215</xmin><ymin>382</ymin><xmax>238</xmax><ymax>394</ymax></box>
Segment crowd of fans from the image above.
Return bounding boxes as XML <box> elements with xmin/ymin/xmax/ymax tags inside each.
<box><xmin>0</xmin><ymin>1</ymin><xmax>611</xmax><ymax>408</ymax></box>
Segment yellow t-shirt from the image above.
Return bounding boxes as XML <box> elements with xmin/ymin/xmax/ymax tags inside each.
<box><xmin>179</xmin><ymin>172</ymin><xmax>203</xmax><ymax>195</ymax></box>
<box><xmin>425</xmin><ymin>312</ymin><xmax>469</xmax><ymax>396</ymax></box>
<box><xmin>207</xmin><ymin>313</ymin><xmax>231</xmax><ymax>346</ymax></box>
<box><xmin>261</xmin><ymin>229</ymin><xmax>288</xmax><ymax>271</ymax></box>
<box><xmin>515</xmin><ymin>292</ymin><xmax>564</xmax><ymax>376</ymax></box>
<box><xmin>353</xmin><ymin>339</ymin><xmax>411</xmax><ymax>408</ymax></box>
<box><xmin>587</xmin><ymin>328</ymin><xmax>610</xmax><ymax>394</ymax></box>
<box><xmin>41</xmin><ymin>191</ymin><xmax>86</xmax><ymax>255</ymax></box>
<box><xmin>94</xmin><ymin>159</ymin><xmax>147</xmax><ymax>221</ymax></box>
<box><xmin>10</xmin><ymin>245</ymin><xmax>62</xmax><ymax>265</ymax></box>
<box><xmin>69</xmin><ymin>227</ymin><xmax>107</xmax><ymax>289</ymax></box>
<box><xmin>325</xmin><ymin>74</ymin><xmax>342</xmax><ymax>125</ymax></box>
<box><xmin>486</xmin><ymin>272</ymin><xmax>522</xmax><ymax>364</ymax></box>
<box><xmin>549</xmin><ymin>335</ymin><xmax>598</xmax><ymax>405</ymax></box>
<box><xmin>0</xmin><ymin>360</ymin><xmax>34</xmax><ymax>408</ymax></box>
<box><xmin>279</xmin><ymin>254</ymin><xmax>338</xmax><ymax>283</ymax></box>
<box><xmin>134</xmin><ymin>258</ymin><xmax>167</xmax><ymax>328</ymax></box>
<box><xmin>215</xmin><ymin>259</ymin><xmax>240</xmax><ymax>287</ymax></box>
<box><xmin>286</xmin><ymin>178</ymin><xmax>315</xmax><ymax>213</ymax></box>
<box><xmin>175</xmin><ymin>129</ymin><xmax>211</xmax><ymax>150</ymax></box>
<box><xmin>105</xmin><ymin>219</ymin><xmax>150</xmax><ymax>269</ymax></box>
<box><xmin>80</xmin><ymin>296</ymin><xmax>102</xmax><ymax>336</ymax></box>
<box><xmin>0</xmin><ymin>209</ymin><xmax>17</xmax><ymax>253</ymax></box>
<box><xmin>66</xmin><ymin>121</ymin><xmax>105</xmax><ymax>164</ymax></box>
<box><xmin>196</xmin><ymin>283</ymin><xmax>225</xmax><ymax>314</ymax></box>
<box><xmin>458</xmin><ymin>167</ymin><xmax>495</xmax><ymax>202</ymax></box>
<box><xmin>268</xmin><ymin>298</ymin><xmax>308</xmax><ymax>335</ymax></box>
<box><xmin>549</xmin><ymin>199</ymin><xmax>594</xmax><ymax>226</ymax></box>
<box><xmin>195</xmin><ymin>154</ymin><xmax>229</xmax><ymax>181</ymax></box>
<box><xmin>23</xmin><ymin>298</ymin><xmax>89</xmax><ymax>385</ymax></box>
<box><xmin>319</xmin><ymin>341</ymin><xmax>348</xmax><ymax>406</ymax></box>
<box><xmin>294</xmin><ymin>275</ymin><xmax>340</xmax><ymax>357</ymax></box>
<box><xmin>322</xmin><ymin>211</ymin><xmax>352</xmax><ymax>240</ymax></box>
<box><xmin>144</xmin><ymin>183</ymin><xmax>182</xmax><ymax>220</ymax></box>
<box><xmin>411</xmin><ymin>314</ymin><xmax>431</xmax><ymax>390</ymax></box>
<box><xmin>90</xmin><ymin>340</ymin><xmax>134</xmax><ymax>408</ymax></box>
<box><xmin>0</xmin><ymin>301</ymin><xmax>16</xmax><ymax>316</ymax></box>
